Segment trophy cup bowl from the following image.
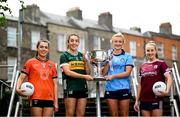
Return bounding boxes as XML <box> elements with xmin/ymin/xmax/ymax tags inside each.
<box><xmin>88</xmin><ymin>50</ymin><xmax>108</xmax><ymax>80</ymax></box>
<box><xmin>89</xmin><ymin>50</ymin><xmax>108</xmax><ymax>62</ymax></box>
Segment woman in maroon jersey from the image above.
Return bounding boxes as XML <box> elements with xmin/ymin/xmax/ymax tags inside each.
<box><xmin>134</xmin><ymin>41</ymin><xmax>173</xmax><ymax>116</ymax></box>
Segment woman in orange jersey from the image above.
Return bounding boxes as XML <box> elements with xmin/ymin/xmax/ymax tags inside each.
<box><xmin>16</xmin><ymin>39</ymin><xmax>58</xmax><ymax>116</ymax></box>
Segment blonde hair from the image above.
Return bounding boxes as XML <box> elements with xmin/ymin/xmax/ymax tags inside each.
<box><xmin>110</xmin><ymin>32</ymin><xmax>125</xmax><ymax>43</ymax></box>
<box><xmin>145</xmin><ymin>41</ymin><xmax>159</xmax><ymax>58</ymax></box>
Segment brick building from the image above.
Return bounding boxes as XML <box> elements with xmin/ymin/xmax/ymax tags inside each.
<box><xmin>0</xmin><ymin>4</ymin><xmax>180</xmax><ymax>97</ymax></box>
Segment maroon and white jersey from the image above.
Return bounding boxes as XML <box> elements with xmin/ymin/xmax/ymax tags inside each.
<box><xmin>139</xmin><ymin>60</ymin><xmax>170</xmax><ymax>102</ymax></box>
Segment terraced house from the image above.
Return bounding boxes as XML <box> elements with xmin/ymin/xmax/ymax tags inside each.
<box><xmin>0</xmin><ymin>4</ymin><xmax>180</xmax><ymax>116</ymax></box>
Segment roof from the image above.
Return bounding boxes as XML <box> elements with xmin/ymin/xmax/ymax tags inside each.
<box><xmin>40</xmin><ymin>11</ymin><xmax>144</xmax><ymax>36</ymax></box>
<box><xmin>40</xmin><ymin>11</ymin><xmax>113</xmax><ymax>31</ymax></box>
<box><xmin>5</xmin><ymin>8</ymin><xmax>179</xmax><ymax>39</ymax></box>
<box><xmin>143</xmin><ymin>31</ymin><xmax>180</xmax><ymax>39</ymax></box>
<box><xmin>5</xmin><ymin>15</ymin><xmax>18</xmax><ymax>21</ymax></box>
<box><xmin>113</xmin><ymin>27</ymin><xmax>144</xmax><ymax>37</ymax></box>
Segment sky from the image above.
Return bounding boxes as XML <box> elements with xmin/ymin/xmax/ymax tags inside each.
<box><xmin>7</xmin><ymin>0</ymin><xmax>180</xmax><ymax>35</ymax></box>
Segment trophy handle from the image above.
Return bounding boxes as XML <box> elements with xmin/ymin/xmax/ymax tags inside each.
<box><xmin>84</xmin><ymin>51</ymin><xmax>90</xmax><ymax>61</ymax></box>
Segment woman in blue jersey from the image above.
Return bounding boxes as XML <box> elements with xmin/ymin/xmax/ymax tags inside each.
<box><xmin>102</xmin><ymin>32</ymin><xmax>134</xmax><ymax>116</ymax></box>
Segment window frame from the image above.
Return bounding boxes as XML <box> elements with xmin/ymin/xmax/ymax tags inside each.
<box><xmin>57</xmin><ymin>33</ymin><xmax>66</xmax><ymax>52</ymax></box>
<box><xmin>129</xmin><ymin>40</ymin><xmax>136</xmax><ymax>57</ymax></box>
<box><xmin>7</xmin><ymin>27</ymin><xmax>17</xmax><ymax>47</ymax></box>
<box><xmin>31</xmin><ymin>31</ymin><xmax>40</xmax><ymax>50</ymax></box>
<box><xmin>157</xmin><ymin>43</ymin><xmax>164</xmax><ymax>59</ymax></box>
<box><xmin>78</xmin><ymin>36</ymin><xmax>85</xmax><ymax>52</ymax></box>
<box><xmin>172</xmin><ymin>45</ymin><xmax>177</xmax><ymax>60</ymax></box>
<box><xmin>93</xmin><ymin>36</ymin><xmax>101</xmax><ymax>50</ymax></box>
<box><xmin>7</xmin><ymin>57</ymin><xmax>17</xmax><ymax>81</ymax></box>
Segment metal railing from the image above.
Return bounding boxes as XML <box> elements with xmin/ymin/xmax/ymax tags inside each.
<box><xmin>170</xmin><ymin>84</ymin><xmax>179</xmax><ymax>117</ymax></box>
<box><xmin>0</xmin><ymin>64</ymin><xmax>21</xmax><ymax>116</ymax></box>
<box><xmin>132</xmin><ymin>66</ymin><xmax>138</xmax><ymax>97</ymax></box>
<box><xmin>170</xmin><ymin>62</ymin><xmax>180</xmax><ymax>116</ymax></box>
<box><xmin>11</xmin><ymin>64</ymin><xmax>17</xmax><ymax>88</ymax></box>
<box><xmin>7</xmin><ymin>70</ymin><xmax>20</xmax><ymax>117</ymax></box>
<box><xmin>0</xmin><ymin>79</ymin><xmax>11</xmax><ymax>99</ymax></box>
<box><xmin>0</xmin><ymin>64</ymin><xmax>17</xmax><ymax>96</ymax></box>
<box><xmin>172</xmin><ymin>62</ymin><xmax>180</xmax><ymax>101</ymax></box>
<box><xmin>0</xmin><ymin>64</ymin><xmax>17</xmax><ymax>99</ymax></box>
<box><xmin>131</xmin><ymin>65</ymin><xmax>140</xmax><ymax>117</ymax></box>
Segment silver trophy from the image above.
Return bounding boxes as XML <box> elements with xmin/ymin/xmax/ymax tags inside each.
<box><xmin>87</xmin><ymin>50</ymin><xmax>108</xmax><ymax>80</ymax></box>
<box><xmin>84</xmin><ymin>50</ymin><xmax>110</xmax><ymax>116</ymax></box>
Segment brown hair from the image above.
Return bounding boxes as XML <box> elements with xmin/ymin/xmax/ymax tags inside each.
<box><xmin>36</xmin><ymin>39</ymin><xmax>50</xmax><ymax>56</ymax></box>
<box><xmin>36</xmin><ymin>39</ymin><xmax>50</xmax><ymax>48</ymax></box>
<box><xmin>66</xmin><ymin>34</ymin><xmax>80</xmax><ymax>49</ymax></box>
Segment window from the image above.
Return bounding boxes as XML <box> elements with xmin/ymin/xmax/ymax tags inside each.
<box><xmin>78</xmin><ymin>37</ymin><xmax>85</xmax><ymax>52</ymax></box>
<box><xmin>57</xmin><ymin>34</ymin><xmax>66</xmax><ymax>51</ymax></box>
<box><xmin>172</xmin><ymin>45</ymin><xmax>177</xmax><ymax>60</ymax></box>
<box><xmin>7</xmin><ymin>57</ymin><xmax>17</xmax><ymax>81</ymax></box>
<box><xmin>157</xmin><ymin>43</ymin><xmax>164</xmax><ymax>58</ymax></box>
<box><xmin>31</xmin><ymin>31</ymin><xmax>40</xmax><ymax>50</ymax></box>
<box><xmin>130</xmin><ymin>41</ymin><xmax>136</xmax><ymax>56</ymax></box>
<box><xmin>93</xmin><ymin>36</ymin><xmax>101</xmax><ymax>50</ymax></box>
<box><xmin>7</xmin><ymin>27</ymin><xmax>17</xmax><ymax>47</ymax></box>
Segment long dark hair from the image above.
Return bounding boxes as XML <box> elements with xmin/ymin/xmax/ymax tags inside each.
<box><xmin>36</xmin><ymin>39</ymin><xmax>50</xmax><ymax>56</ymax></box>
<box><xmin>66</xmin><ymin>34</ymin><xmax>80</xmax><ymax>49</ymax></box>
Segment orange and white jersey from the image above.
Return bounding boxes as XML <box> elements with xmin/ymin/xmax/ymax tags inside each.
<box><xmin>21</xmin><ymin>57</ymin><xmax>57</xmax><ymax>101</ymax></box>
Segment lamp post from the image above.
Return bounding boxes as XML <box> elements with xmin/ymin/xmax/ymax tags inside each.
<box><xmin>17</xmin><ymin>9</ymin><xmax>23</xmax><ymax>71</ymax></box>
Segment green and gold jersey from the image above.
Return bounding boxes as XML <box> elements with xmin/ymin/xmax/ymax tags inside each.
<box><xmin>60</xmin><ymin>51</ymin><xmax>87</xmax><ymax>91</ymax></box>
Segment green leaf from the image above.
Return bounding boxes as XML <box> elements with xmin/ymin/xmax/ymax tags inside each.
<box><xmin>0</xmin><ymin>16</ymin><xmax>7</xmax><ymax>26</ymax></box>
<box><xmin>0</xmin><ymin>0</ymin><xmax>26</xmax><ymax>26</ymax></box>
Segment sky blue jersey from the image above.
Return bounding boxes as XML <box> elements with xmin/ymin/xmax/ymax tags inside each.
<box><xmin>105</xmin><ymin>49</ymin><xmax>134</xmax><ymax>91</ymax></box>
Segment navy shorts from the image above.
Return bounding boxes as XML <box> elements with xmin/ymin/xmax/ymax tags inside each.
<box><xmin>31</xmin><ymin>99</ymin><xmax>54</xmax><ymax>107</ymax></box>
<box><xmin>140</xmin><ymin>101</ymin><xmax>163</xmax><ymax>110</ymax></box>
<box><xmin>104</xmin><ymin>89</ymin><xmax>131</xmax><ymax>100</ymax></box>
<box><xmin>64</xmin><ymin>90</ymin><xmax>88</xmax><ymax>98</ymax></box>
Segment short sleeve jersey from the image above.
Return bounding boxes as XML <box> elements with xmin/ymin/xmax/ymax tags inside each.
<box><xmin>105</xmin><ymin>49</ymin><xmax>134</xmax><ymax>91</ymax></box>
<box><xmin>21</xmin><ymin>57</ymin><xmax>57</xmax><ymax>101</ymax></box>
<box><xmin>60</xmin><ymin>51</ymin><xmax>87</xmax><ymax>92</ymax></box>
<box><xmin>139</xmin><ymin>60</ymin><xmax>170</xmax><ymax>102</ymax></box>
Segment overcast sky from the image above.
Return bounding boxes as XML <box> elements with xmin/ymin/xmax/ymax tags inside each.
<box><xmin>7</xmin><ymin>0</ymin><xmax>180</xmax><ymax>35</ymax></box>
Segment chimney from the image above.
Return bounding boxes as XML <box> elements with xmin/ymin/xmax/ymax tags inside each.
<box><xmin>98</xmin><ymin>12</ymin><xmax>112</xmax><ymax>29</ymax></box>
<box><xmin>24</xmin><ymin>4</ymin><xmax>40</xmax><ymax>22</ymax></box>
<box><xmin>159</xmin><ymin>22</ymin><xmax>172</xmax><ymax>35</ymax></box>
<box><xmin>66</xmin><ymin>7</ymin><xmax>82</xmax><ymax>20</ymax></box>
<box><xmin>130</xmin><ymin>27</ymin><xmax>141</xmax><ymax>33</ymax></box>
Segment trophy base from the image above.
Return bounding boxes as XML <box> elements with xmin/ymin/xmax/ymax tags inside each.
<box><xmin>93</xmin><ymin>76</ymin><xmax>106</xmax><ymax>81</ymax></box>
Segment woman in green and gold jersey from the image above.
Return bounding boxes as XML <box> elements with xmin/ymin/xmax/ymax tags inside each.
<box><xmin>60</xmin><ymin>34</ymin><xmax>93</xmax><ymax>117</ymax></box>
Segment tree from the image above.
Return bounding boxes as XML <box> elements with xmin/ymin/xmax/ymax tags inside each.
<box><xmin>0</xmin><ymin>0</ymin><xmax>25</xmax><ymax>26</ymax></box>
